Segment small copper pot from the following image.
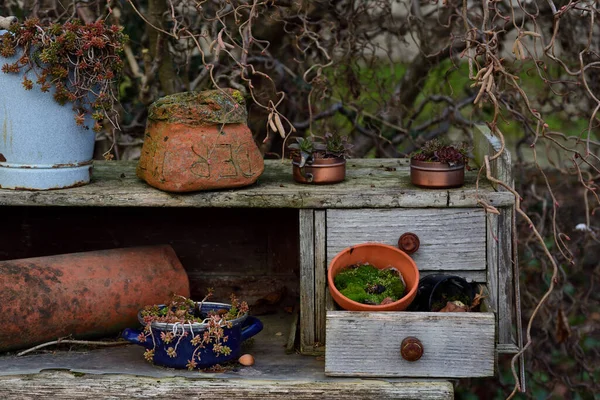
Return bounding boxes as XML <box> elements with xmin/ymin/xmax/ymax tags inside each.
<box><xmin>410</xmin><ymin>159</ymin><xmax>465</xmax><ymax>188</ymax></box>
<box><xmin>292</xmin><ymin>157</ymin><xmax>346</xmax><ymax>184</ymax></box>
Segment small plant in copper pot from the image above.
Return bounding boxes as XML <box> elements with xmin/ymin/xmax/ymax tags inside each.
<box><xmin>289</xmin><ymin>132</ymin><xmax>352</xmax><ymax>184</ymax></box>
<box><xmin>409</xmin><ymin>139</ymin><xmax>469</xmax><ymax>188</ymax></box>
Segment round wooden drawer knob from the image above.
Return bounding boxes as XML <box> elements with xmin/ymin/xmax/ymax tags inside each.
<box><xmin>398</xmin><ymin>233</ymin><xmax>420</xmax><ymax>254</ymax></box>
<box><xmin>401</xmin><ymin>337</ymin><xmax>423</xmax><ymax>361</ymax></box>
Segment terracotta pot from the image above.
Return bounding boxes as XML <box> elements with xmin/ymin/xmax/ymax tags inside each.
<box><xmin>327</xmin><ymin>243</ymin><xmax>419</xmax><ymax>311</ymax></box>
<box><xmin>410</xmin><ymin>159</ymin><xmax>465</xmax><ymax>188</ymax></box>
<box><xmin>292</xmin><ymin>157</ymin><xmax>346</xmax><ymax>184</ymax></box>
<box><xmin>137</xmin><ymin>89</ymin><xmax>264</xmax><ymax>192</ymax></box>
<box><xmin>0</xmin><ymin>245</ymin><xmax>190</xmax><ymax>352</ymax></box>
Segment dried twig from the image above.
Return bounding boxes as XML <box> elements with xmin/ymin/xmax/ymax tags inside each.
<box><xmin>17</xmin><ymin>338</ymin><xmax>130</xmax><ymax>357</ymax></box>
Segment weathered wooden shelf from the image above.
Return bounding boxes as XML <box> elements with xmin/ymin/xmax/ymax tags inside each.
<box><xmin>0</xmin><ymin>313</ymin><xmax>454</xmax><ymax>399</ymax></box>
<box><xmin>0</xmin><ymin>158</ymin><xmax>513</xmax><ymax>208</ymax></box>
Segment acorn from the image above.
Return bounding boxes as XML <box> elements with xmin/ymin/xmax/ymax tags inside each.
<box><xmin>238</xmin><ymin>354</ymin><xmax>255</xmax><ymax>366</ymax></box>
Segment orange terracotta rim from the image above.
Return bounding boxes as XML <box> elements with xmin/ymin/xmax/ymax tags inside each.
<box><xmin>327</xmin><ymin>243</ymin><xmax>420</xmax><ymax>311</ymax></box>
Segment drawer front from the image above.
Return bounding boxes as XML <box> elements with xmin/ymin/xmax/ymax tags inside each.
<box><xmin>325</xmin><ymin>311</ymin><xmax>495</xmax><ymax>377</ymax></box>
<box><xmin>327</xmin><ymin>208</ymin><xmax>486</xmax><ymax>273</ymax></box>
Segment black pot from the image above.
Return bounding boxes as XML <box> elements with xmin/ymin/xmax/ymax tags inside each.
<box><xmin>409</xmin><ymin>274</ymin><xmax>475</xmax><ymax>311</ymax></box>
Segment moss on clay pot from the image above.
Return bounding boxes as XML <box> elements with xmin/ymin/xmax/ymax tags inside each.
<box><xmin>334</xmin><ymin>263</ymin><xmax>406</xmax><ymax>305</ymax></box>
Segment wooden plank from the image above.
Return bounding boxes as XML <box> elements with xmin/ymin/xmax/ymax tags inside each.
<box><xmin>472</xmin><ymin>124</ymin><xmax>512</xmax><ymax>191</ymax></box>
<box><xmin>299</xmin><ymin>209</ymin><xmax>315</xmax><ymax>353</ymax></box>
<box><xmin>327</xmin><ymin>208</ymin><xmax>487</xmax><ymax>271</ymax></box>
<box><xmin>314</xmin><ymin>210</ymin><xmax>327</xmax><ymax>346</ymax></box>
<box><xmin>498</xmin><ymin>207</ymin><xmax>515</xmax><ymax>345</ymax></box>
<box><xmin>0</xmin><ymin>159</ymin><xmax>511</xmax><ymax>209</ymax></box>
<box><xmin>497</xmin><ymin>343</ymin><xmax>520</xmax><ymax>354</ymax></box>
<box><xmin>0</xmin><ymin>371</ymin><xmax>455</xmax><ymax>399</ymax></box>
<box><xmin>326</xmin><ymin>311</ymin><xmax>495</xmax><ymax>378</ymax></box>
<box><xmin>512</xmin><ymin>205</ymin><xmax>526</xmax><ymax>389</ymax></box>
<box><xmin>486</xmin><ymin>213</ymin><xmax>499</xmax><ymax>319</ymax></box>
<box><xmin>420</xmin><ymin>269</ymin><xmax>486</xmax><ymax>283</ymax></box>
<box><xmin>473</xmin><ymin>124</ymin><xmax>520</xmax><ymax>352</ymax></box>
<box><xmin>0</xmin><ymin>312</ymin><xmax>453</xmax><ymax>398</ymax></box>
<box><xmin>326</xmin><ymin>289</ymin><xmax>336</xmax><ymax>312</ymax></box>
<box><xmin>448</xmin><ymin>189</ymin><xmax>514</xmax><ymax>207</ymax></box>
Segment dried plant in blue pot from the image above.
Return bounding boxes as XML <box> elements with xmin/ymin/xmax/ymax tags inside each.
<box><xmin>122</xmin><ymin>293</ymin><xmax>263</xmax><ymax>370</ymax></box>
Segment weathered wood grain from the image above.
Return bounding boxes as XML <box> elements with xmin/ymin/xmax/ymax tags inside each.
<box><xmin>473</xmin><ymin>124</ymin><xmax>520</xmax><ymax>353</ymax></box>
<box><xmin>0</xmin><ymin>312</ymin><xmax>453</xmax><ymax>398</ymax></box>
<box><xmin>326</xmin><ymin>208</ymin><xmax>487</xmax><ymax>271</ymax></box>
<box><xmin>512</xmin><ymin>206</ymin><xmax>526</xmax><ymax>386</ymax></box>
<box><xmin>299</xmin><ymin>209</ymin><xmax>315</xmax><ymax>353</ymax></box>
<box><xmin>498</xmin><ymin>207</ymin><xmax>515</xmax><ymax>345</ymax></box>
<box><xmin>0</xmin><ymin>371</ymin><xmax>455</xmax><ymax>399</ymax></box>
<box><xmin>314</xmin><ymin>210</ymin><xmax>327</xmax><ymax>345</ymax></box>
<box><xmin>0</xmin><ymin>159</ymin><xmax>512</xmax><ymax>209</ymax></box>
<box><xmin>497</xmin><ymin>343</ymin><xmax>520</xmax><ymax>354</ymax></box>
<box><xmin>448</xmin><ymin>189</ymin><xmax>514</xmax><ymax>207</ymax></box>
<box><xmin>486</xmin><ymin>213</ymin><xmax>499</xmax><ymax>318</ymax></box>
<box><xmin>325</xmin><ymin>311</ymin><xmax>495</xmax><ymax>378</ymax></box>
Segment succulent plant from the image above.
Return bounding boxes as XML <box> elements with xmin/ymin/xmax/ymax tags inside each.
<box><xmin>1</xmin><ymin>18</ymin><xmax>127</xmax><ymax>134</ymax></box>
<box><xmin>139</xmin><ymin>292</ymin><xmax>249</xmax><ymax>370</ymax></box>
<box><xmin>288</xmin><ymin>132</ymin><xmax>353</xmax><ymax>168</ymax></box>
<box><xmin>411</xmin><ymin>139</ymin><xmax>469</xmax><ymax>166</ymax></box>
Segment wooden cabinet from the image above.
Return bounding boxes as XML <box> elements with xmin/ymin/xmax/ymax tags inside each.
<box><xmin>0</xmin><ymin>125</ymin><xmax>521</xmax><ymax>397</ymax></box>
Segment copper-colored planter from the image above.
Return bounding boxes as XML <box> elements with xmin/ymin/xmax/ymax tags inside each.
<box><xmin>292</xmin><ymin>157</ymin><xmax>346</xmax><ymax>184</ymax></box>
<box><xmin>410</xmin><ymin>159</ymin><xmax>465</xmax><ymax>188</ymax></box>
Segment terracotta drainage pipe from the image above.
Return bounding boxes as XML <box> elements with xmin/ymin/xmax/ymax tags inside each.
<box><xmin>0</xmin><ymin>245</ymin><xmax>190</xmax><ymax>352</ymax></box>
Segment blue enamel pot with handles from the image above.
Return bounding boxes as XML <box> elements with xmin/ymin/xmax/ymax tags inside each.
<box><xmin>122</xmin><ymin>301</ymin><xmax>263</xmax><ymax>369</ymax></box>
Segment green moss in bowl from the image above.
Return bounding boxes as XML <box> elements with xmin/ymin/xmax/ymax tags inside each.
<box><xmin>333</xmin><ymin>263</ymin><xmax>406</xmax><ymax>305</ymax></box>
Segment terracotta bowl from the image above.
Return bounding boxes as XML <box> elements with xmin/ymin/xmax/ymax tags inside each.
<box><xmin>328</xmin><ymin>243</ymin><xmax>419</xmax><ymax>311</ymax></box>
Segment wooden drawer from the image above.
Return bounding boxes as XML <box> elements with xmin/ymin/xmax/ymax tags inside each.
<box><xmin>324</xmin><ymin>208</ymin><xmax>495</xmax><ymax>378</ymax></box>
<box><xmin>325</xmin><ymin>311</ymin><xmax>495</xmax><ymax>378</ymax></box>
<box><xmin>327</xmin><ymin>208</ymin><xmax>487</xmax><ymax>280</ymax></box>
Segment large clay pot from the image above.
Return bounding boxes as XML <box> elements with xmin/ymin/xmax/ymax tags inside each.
<box><xmin>0</xmin><ymin>31</ymin><xmax>95</xmax><ymax>190</ymax></box>
<box><xmin>137</xmin><ymin>89</ymin><xmax>264</xmax><ymax>192</ymax></box>
<box><xmin>0</xmin><ymin>245</ymin><xmax>190</xmax><ymax>352</ymax></box>
<box><xmin>327</xmin><ymin>243</ymin><xmax>419</xmax><ymax>311</ymax></box>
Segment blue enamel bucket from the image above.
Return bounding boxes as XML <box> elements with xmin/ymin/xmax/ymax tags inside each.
<box><xmin>122</xmin><ymin>301</ymin><xmax>263</xmax><ymax>369</ymax></box>
<box><xmin>0</xmin><ymin>29</ymin><xmax>95</xmax><ymax>190</ymax></box>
